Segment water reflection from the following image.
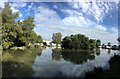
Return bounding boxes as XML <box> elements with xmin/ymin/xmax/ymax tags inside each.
<box><xmin>95</xmin><ymin>48</ymin><xmax>101</xmax><ymax>56</ymax></box>
<box><xmin>2</xmin><ymin>47</ymin><xmax>120</xmax><ymax>77</ymax></box>
<box><xmin>107</xmin><ymin>49</ymin><xmax>111</xmax><ymax>54</ymax></box>
<box><xmin>52</xmin><ymin>49</ymin><xmax>95</xmax><ymax>64</ymax></box>
<box><xmin>84</xmin><ymin>55</ymin><xmax>120</xmax><ymax>79</ymax></box>
<box><xmin>2</xmin><ymin>48</ymin><xmax>43</xmax><ymax>77</ymax></box>
<box><xmin>52</xmin><ymin>48</ymin><xmax>62</xmax><ymax>61</ymax></box>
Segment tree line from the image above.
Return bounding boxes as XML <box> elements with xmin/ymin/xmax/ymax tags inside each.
<box><xmin>52</xmin><ymin>33</ymin><xmax>101</xmax><ymax>50</ymax></box>
<box><xmin>1</xmin><ymin>2</ymin><xmax>42</xmax><ymax>50</ymax></box>
<box><xmin>61</xmin><ymin>34</ymin><xmax>101</xmax><ymax>50</ymax></box>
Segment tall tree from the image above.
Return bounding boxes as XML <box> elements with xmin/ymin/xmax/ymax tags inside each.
<box><xmin>89</xmin><ymin>39</ymin><xmax>96</xmax><ymax>49</ymax></box>
<box><xmin>2</xmin><ymin>2</ymin><xmax>39</xmax><ymax>49</ymax></box>
<box><xmin>108</xmin><ymin>42</ymin><xmax>111</xmax><ymax>47</ymax></box>
<box><xmin>36</xmin><ymin>35</ymin><xmax>43</xmax><ymax>43</ymax></box>
<box><xmin>96</xmin><ymin>39</ymin><xmax>101</xmax><ymax>48</ymax></box>
<box><xmin>102</xmin><ymin>43</ymin><xmax>105</xmax><ymax>47</ymax></box>
<box><xmin>2</xmin><ymin>2</ymin><xmax>19</xmax><ymax>49</ymax></box>
<box><xmin>18</xmin><ymin>16</ymin><xmax>37</xmax><ymax>47</ymax></box>
<box><xmin>52</xmin><ymin>32</ymin><xmax>62</xmax><ymax>47</ymax></box>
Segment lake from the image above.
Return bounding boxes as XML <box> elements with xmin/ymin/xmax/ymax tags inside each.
<box><xmin>2</xmin><ymin>47</ymin><xmax>120</xmax><ymax>78</ymax></box>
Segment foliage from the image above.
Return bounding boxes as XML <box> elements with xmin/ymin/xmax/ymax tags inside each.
<box><xmin>107</xmin><ymin>42</ymin><xmax>111</xmax><ymax>47</ymax></box>
<box><xmin>62</xmin><ymin>34</ymin><xmax>96</xmax><ymax>50</ymax></box>
<box><xmin>36</xmin><ymin>35</ymin><xmax>43</xmax><ymax>43</ymax></box>
<box><xmin>96</xmin><ymin>39</ymin><xmax>101</xmax><ymax>47</ymax></box>
<box><xmin>102</xmin><ymin>43</ymin><xmax>105</xmax><ymax>47</ymax></box>
<box><xmin>2</xmin><ymin>2</ymin><xmax>42</xmax><ymax>49</ymax></box>
<box><xmin>84</xmin><ymin>55</ymin><xmax>120</xmax><ymax>79</ymax></box>
<box><xmin>61</xmin><ymin>50</ymin><xmax>95</xmax><ymax>64</ymax></box>
<box><xmin>52</xmin><ymin>32</ymin><xmax>62</xmax><ymax>46</ymax></box>
<box><xmin>2</xmin><ymin>2</ymin><xmax>19</xmax><ymax>49</ymax></box>
<box><xmin>89</xmin><ymin>39</ymin><xmax>96</xmax><ymax>49</ymax></box>
<box><xmin>117</xmin><ymin>37</ymin><xmax>120</xmax><ymax>42</ymax></box>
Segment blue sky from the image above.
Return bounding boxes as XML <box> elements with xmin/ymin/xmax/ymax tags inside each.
<box><xmin>0</xmin><ymin>1</ymin><xmax>119</xmax><ymax>45</ymax></box>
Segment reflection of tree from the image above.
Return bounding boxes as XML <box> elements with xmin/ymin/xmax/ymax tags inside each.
<box><xmin>61</xmin><ymin>50</ymin><xmax>95</xmax><ymax>64</ymax></box>
<box><xmin>84</xmin><ymin>55</ymin><xmax>120</xmax><ymax>79</ymax></box>
<box><xmin>33</xmin><ymin>48</ymin><xmax>43</xmax><ymax>56</ymax></box>
<box><xmin>2</xmin><ymin>61</ymin><xmax>34</xmax><ymax>77</ymax></box>
<box><xmin>52</xmin><ymin>48</ymin><xmax>62</xmax><ymax>61</ymax></box>
<box><xmin>95</xmin><ymin>48</ymin><xmax>101</xmax><ymax>56</ymax></box>
<box><xmin>2</xmin><ymin>48</ymin><xmax>43</xmax><ymax>77</ymax></box>
<box><xmin>107</xmin><ymin>49</ymin><xmax>111</xmax><ymax>54</ymax></box>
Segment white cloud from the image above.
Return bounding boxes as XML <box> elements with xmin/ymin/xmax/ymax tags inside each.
<box><xmin>33</xmin><ymin>2</ymin><xmax>117</xmax><ymax>44</ymax></box>
<box><xmin>62</xmin><ymin>16</ymin><xmax>107</xmax><ymax>31</ymax></box>
<box><xmin>68</xmin><ymin>2</ymin><xmax>116</xmax><ymax>23</ymax></box>
<box><xmin>111</xmin><ymin>27</ymin><xmax>118</xmax><ymax>33</ymax></box>
<box><xmin>0</xmin><ymin>0</ymin><xmax>8</xmax><ymax>8</ymax></box>
<box><xmin>19</xmin><ymin>13</ymin><xmax>22</xmax><ymax>17</ymax></box>
<box><xmin>9</xmin><ymin>2</ymin><xmax>27</xmax><ymax>14</ymax></box>
<box><xmin>34</xmin><ymin>6</ymin><xmax>57</xmax><ymax>23</ymax></box>
<box><xmin>28</xmin><ymin>3</ymin><xmax>33</xmax><ymax>9</ymax></box>
<box><xmin>10</xmin><ymin>2</ymin><xmax>26</xmax><ymax>8</ymax></box>
<box><xmin>11</xmin><ymin>7</ymin><xmax>19</xmax><ymax>13</ymax></box>
<box><xmin>53</xmin><ymin>5</ymin><xmax>57</xmax><ymax>9</ymax></box>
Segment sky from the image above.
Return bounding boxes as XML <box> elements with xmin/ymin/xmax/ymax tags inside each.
<box><xmin>0</xmin><ymin>1</ymin><xmax>119</xmax><ymax>45</ymax></box>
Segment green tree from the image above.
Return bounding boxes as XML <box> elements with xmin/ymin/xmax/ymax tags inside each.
<box><xmin>108</xmin><ymin>42</ymin><xmax>111</xmax><ymax>47</ymax></box>
<box><xmin>52</xmin><ymin>32</ymin><xmax>62</xmax><ymax>47</ymax></box>
<box><xmin>102</xmin><ymin>43</ymin><xmax>105</xmax><ymax>47</ymax></box>
<box><xmin>62</xmin><ymin>34</ymin><xmax>97</xmax><ymax>50</ymax></box>
<box><xmin>18</xmin><ymin>16</ymin><xmax>37</xmax><ymax>47</ymax></box>
<box><xmin>2</xmin><ymin>2</ymin><xmax>40</xmax><ymax>49</ymax></box>
<box><xmin>36</xmin><ymin>35</ymin><xmax>43</xmax><ymax>43</ymax></box>
<box><xmin>96</xmin><ymin>39</ymin><xmax>101</xmax><ymax>48</ymax></box>
<box><xmin>89</xmin><ymin>39</ymin><xmax>96</xmax><ymax>50</ymax></box>
<box><xmin>2</xmin><ymin>2</ymin><xmax>19</xmax><ymax>49</ymax></box>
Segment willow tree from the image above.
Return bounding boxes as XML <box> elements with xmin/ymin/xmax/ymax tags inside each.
<box><xmin>52</xmin><ymin>32</ymin><xmax>62</xmax><ymax>47</ymax></box>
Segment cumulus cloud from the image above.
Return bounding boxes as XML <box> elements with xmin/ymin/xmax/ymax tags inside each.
<box><xmin>9</xmin><ymin>2</ymin><xmax>27</xmax><ymax>14</ymax></box>
<box><xmin>11</xmin><ymin>7</ymin><xmax>19</xmax><ymax>13</ymax></box>
<box><xmin>34</xmin><ymin>6</ymin><xmax>57</xmax><ymax>23</ymax></box>
<box><xmin>0</xmin><ymin>0</ymin><xmax>8</xmax><ymax>8</ymax></box>
<box><xmin>62</xmin><ymin>16</ymin><xmax>107</xmax><ymax>31</ymax></box>
<box><xmin>68</xmin><ymin>2</ymin><xmax>117</xmax><ymax>23</ymax></box>
<box><xmin>53</xmin><ymin>5</ymin><xmax>57</xmax><ymax>9</ymax></box>
<box><xmin>32</xmin><ymin>2</ymin><xmax>118</xmax><ymax>44</ymax></box>
<box><xmin>10</xmin><ymin>2</ymin><xmax>26</xmax><ymax>8</ymax></box>
<box><xmin>19</xmin><ymin>13</ymin><xmax>22</xmax><ymax>17</ymax></box>
<box><xmin>111</xmin><ymin>27</ymin><xmax>118</xmax><ymax>33</ymax></box>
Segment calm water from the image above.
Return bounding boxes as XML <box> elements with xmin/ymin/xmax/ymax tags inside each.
<box><xmin>2</xmin><ymin>47</ymin><xmax>120</xmax><ymax>77</ymax></box>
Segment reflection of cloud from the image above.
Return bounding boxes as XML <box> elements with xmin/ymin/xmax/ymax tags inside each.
<box><xmin>33</xmin><ymin>48</ymin><xmax>118</xmax><ymax>77</ymax></box>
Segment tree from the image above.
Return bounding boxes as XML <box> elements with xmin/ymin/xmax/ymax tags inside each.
<box><xmin>17</xmin><ymin>16</ymin><xmax>37</xmax><ymax>47</ymax></box>
<box><xmin>117</xmin><ymin>37</ymin><xmax>120</xmax><ymax>42</ymax></box>
<box><xmin>36</xmin><ymin>35</ymin><xmax>43</xmax><ymax>43</ymax></box>
<box><xmin>2</xmin><ymin>2</ymin><xmax>19</xmax><ymax>49</ymax></box>
<box><xmin>52</xmin><ymin>32</ymin><xmax>62</xmax><ymax>47</ymax></box>
<box><xmin>89</xmin><ymin>39</ymin><xmax>96</xmax><ymax>50</ymax></box>
<box><xmin>96</xmin><ymin>39</ymin><xmax>101</xmax><ymax>48</ymax></box>
<box><xmin>62</xmin><ymin>34</ymin><xmax>97</xmax><ymax>50</ymax></box>
<box><xmin>102</xmin><ymin>43</ymin><xmax>105</xmax><ymax>47</ymax></box>
<box><xmin>108</xmin><ymin>42</ymin><xmax>111</xmax><ymax>47</ymax></box>
<box><xmin>2</xmin><ymin>2</ymin><xmax>40</xmax><ymax>49</ymax></box>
